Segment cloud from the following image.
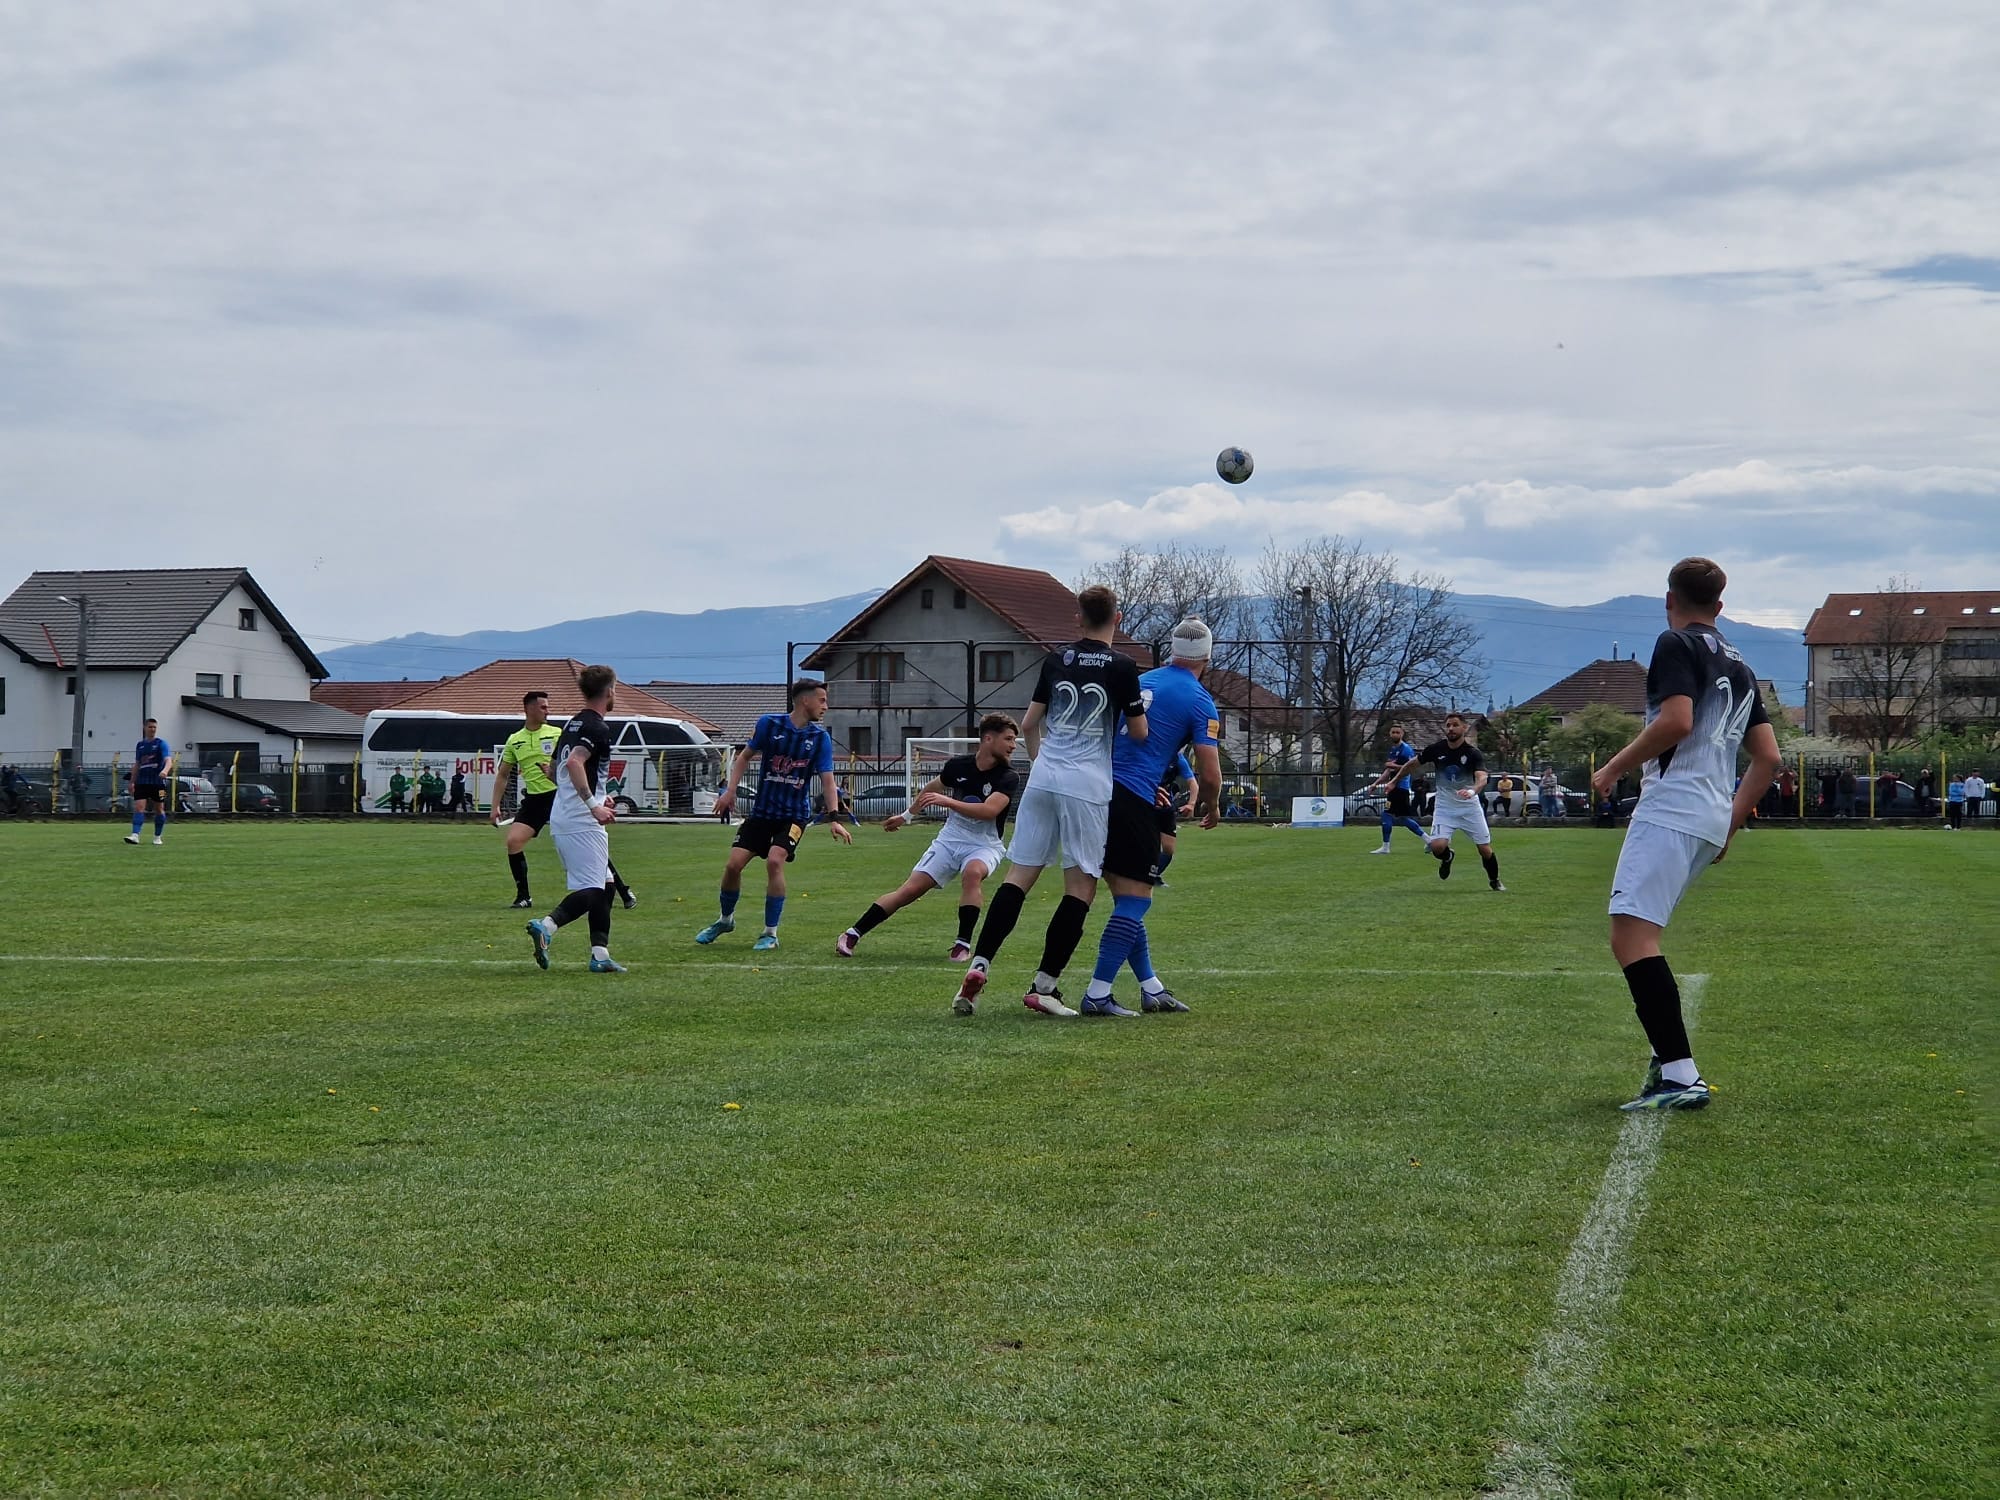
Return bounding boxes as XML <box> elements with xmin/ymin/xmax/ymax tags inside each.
<box><xmin>0</xmin><ymin>2</ymin><xmax>1996</xmax><ymax>639</ymax></box>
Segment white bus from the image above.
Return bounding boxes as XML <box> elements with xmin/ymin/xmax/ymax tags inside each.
<box><xmin>359</xmin><ymin>709</ymin><xmax>720</xmax><ymax>816</ymax></box>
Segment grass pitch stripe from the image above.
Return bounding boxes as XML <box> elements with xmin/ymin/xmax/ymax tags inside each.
<box><xmin>1485</xmin><ymin>976</ymin><xmax>1707</xmax><ymax>1500</ymax></box>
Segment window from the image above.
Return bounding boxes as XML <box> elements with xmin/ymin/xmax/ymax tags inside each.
<box><xmin>920</xmin><ymin>588</ymin><xmax>935</xmax><ymax>610</ymax></box>
<box><xmin>65</xmin><ymin>676</ymin><xmax>76</xmax><ymax>696</ymax></box>
<box><xmin>1832</xmin><ymin>648</ymin><xmax>1848</xmax><ymax>660</ymax></box>
<box><xmin>849</xmin><ymin>726</ymin><xmax>873</xmax><ymax>756</ymax></box>
<box><xmin>238</xmin><ymin>608</ymin><xmax>256</xmax><ymax>631</ymax></box>
<box><xmin>900</xmin><ymin>726</ymin><xmax>924</xmax><ymax>750</ymax></box>
<box><xmin>978</xmin><ymin>650</ymin><xmax>1015</xmax><ymax>682</ymax></box>
<box><xmin>0</xmin><ymin>677</ymin><xmax>6</xmax><ymax>714</ymax></box>
<box><xmin>195</xmin><ymin>673</ymin><xmax>223</xmax><ymax>696</ymax></box>
<box><xmin>856</xmin><ymin>651</ymin><xmax>905</xmax><ymax>682</ymax></box>
<box><xmin>233</xmin><ymin>674</ymin><xmax>243</xmax><ymax>698</ymax></box>
<box><xmin>953</xmin><ymin>589</ymin><xmax>967</xmax><ymax>609</ymax></box>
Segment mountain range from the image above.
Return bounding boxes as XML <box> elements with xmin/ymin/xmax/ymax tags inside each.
<box><xmin>319</xmin><ymin>589</ymin><xmax>1808</xmax><ymax>708</ymax></box>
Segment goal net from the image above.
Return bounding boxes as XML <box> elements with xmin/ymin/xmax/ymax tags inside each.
<box><xmin>902</xmin><ymin>737</ymin><xmax>979</xmax><ymax>817</ymax></box>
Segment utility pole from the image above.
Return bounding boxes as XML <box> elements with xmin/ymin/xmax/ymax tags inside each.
<box><xmin>1296</xmin><ymin>584</ymin><xmax>1314</xmax><ymax>779</ymax></box>
<box><xmin>57</xmin><ymin>590</ymin><xmax>89</xmax><ymax>815</ymax></box>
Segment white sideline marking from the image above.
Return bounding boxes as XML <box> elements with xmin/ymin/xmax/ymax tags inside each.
<box><xmin>0</xmin><ymin>955</ymin><xmax>1617</xmax><ymax>978</ymax></box>
<box><xmin>1484</xmin><ymin>976</ymin><xmax>1707</xmax><ymax>1500</ymax></box>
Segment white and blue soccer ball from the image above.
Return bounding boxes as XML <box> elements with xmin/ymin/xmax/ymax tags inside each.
<box><xmin>1216</xmin><ymin>447</ymin><xmax>1254</xmax><ymax>484</ymax></box>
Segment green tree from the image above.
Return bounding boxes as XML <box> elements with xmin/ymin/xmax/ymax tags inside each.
<box><xmin>1546</xmin><ymin>704</ymin><xmax>1644</xmax><ymax>767</ymax></box>
<box><xmin>1485</xmin><ymin>706</ymin><xmax>1556</xmax><ymax>765</ymax></box>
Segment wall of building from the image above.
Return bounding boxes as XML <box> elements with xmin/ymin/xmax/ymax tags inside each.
<box><xmin>815</xmin><ymin>567</ymin><xmax>1055</xmax><ymax>756</ymax></box>
<box><xmin>0</xmin><ymin>664</ymin><xmax>148</xmax><ymax>764</ymax></box>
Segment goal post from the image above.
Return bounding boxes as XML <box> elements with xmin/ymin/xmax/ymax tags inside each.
<box><xmin>903</xmin><ymin>737</ymin><xmax>979</xmax><ymax>817</ymax></box>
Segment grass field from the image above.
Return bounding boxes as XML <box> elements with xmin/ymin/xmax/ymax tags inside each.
<box><xmin>2</xmin><ymin>819</ymin><xmax>1993</xmax><ymax>1497</ymax></box>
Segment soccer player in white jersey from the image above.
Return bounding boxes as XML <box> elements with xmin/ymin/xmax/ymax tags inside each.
<box><xmin>1592</xmin><ymin>557</ymin><xmax>1782</xmax><ymax>1111</ymax></box>
<box><xmin>1363</xmin><ymin>713</ymin><xmax>1506</xmax><ymax>891</ymax></box>
<box><xmin>523</xmin><ymin>665</ymin><xmax>627</xmax><ymax>973</ymax></box>
<box><xmin>836</xmin><ymin>714</ymin><xmax>1020</xmax><ymax>961</ymax></box>
<box><xmin>953</xmin><ymin>585</ymin><xmax>1148</xmax><ymax>1017</ymax></box>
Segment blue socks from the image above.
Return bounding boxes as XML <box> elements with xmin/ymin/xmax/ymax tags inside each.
<box><xmin>1379</xmin><ymin>811</ymin><xmax>1394</xmax><ymax>841</ymax></box>
<box><xmin>1396</xmin><ymin>816</ymin><xmax>1425</xmax><ymax>839</ymax></box>
<box><xmin>1126</xmin><ymin>920</ymin><xmax>1156</xmax><ymax>983</ymax></box>
<box><xmin>1156</xmin><ymin>846</ymin><xmax>1174</xmax><ymax>877</ymax></box>
<box><xmin>764</xmin><ymin>895</ymin><xmax>785</xmax><ymax>932</ymax></box>
<box><xmin>719</xmin><ymin>888</ymin><xmax>740</xmax><ymax>919</ymax></box>
<box><xmin>132</xmin><ymin>811</ymin><xmax>145</xmax><ymax>836</ymax></box>
<box><xmin>154</xmin><ymin>812</ymin><xmax>166</xmax><ymax>836</ymax></box>
<box><xmin>1090</xmin><ymin>893</ymin><xmax>1153</xmax><ymax>985</ymax></box>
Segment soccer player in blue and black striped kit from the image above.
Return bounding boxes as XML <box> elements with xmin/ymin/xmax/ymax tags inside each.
<box><xmin>697</xmin><ymin>679</ymin><xmax>853</xmax><ymax>952</ymax></box>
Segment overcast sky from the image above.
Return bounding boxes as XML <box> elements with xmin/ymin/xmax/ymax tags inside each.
<box><xmin>5</xmin><ymin>1</ymin><xmax>1997</xmax><ymax>646</ymax></box>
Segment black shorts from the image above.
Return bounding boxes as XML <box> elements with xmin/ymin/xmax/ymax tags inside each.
<box><xmin>515</xmin><ymin>789</ymin><xmax>556</xmax><ymax>832</ymax></box>
<box><xmin>1103</xmin><ymin>784</ymin><xmax>1164</xmax><ymax>885</ymax></box>
<box><xmin>1387</xmin><ymin>786</ymin><xmax>1413</xmax><ymax>817</ymax></box>
<box><xmin>734</xmin><ymin>815</ymin><xmax>805</xmax><ymax>862</ymax></box>
<box><xmin>134</xmin><ymin>783</ymin><xmax>167</xmax><ymax>807</ymax></box>
<box><xmin>1155</xmin><ymin>792</ymin><xmax>1179</xmax><ymax>836</ymax></box>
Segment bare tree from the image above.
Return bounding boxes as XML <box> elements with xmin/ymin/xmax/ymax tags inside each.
<box><xmin>1256</xmin><ymin>538</ymin><xmax>1485</xmax><ymax>786</ymax></box>
<box><xmin>1826</xmin><ymin>576</ymin><xmax>1946</xmax><ymax>752</ymax></box>
<box><xmin>1075</xmin><ymin>544</ymin><xmax>1249</xmax><ymax>653</ymax></box>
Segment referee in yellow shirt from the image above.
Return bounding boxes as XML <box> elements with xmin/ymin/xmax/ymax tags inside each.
<box><xmin>494</xmin><ymin>690</ymin><xmax>635</xmax><ymax>910</ymax></box>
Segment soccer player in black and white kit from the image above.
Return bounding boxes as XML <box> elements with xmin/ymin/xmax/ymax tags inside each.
<box><xmin>953</xmin><ymin>585</ymin><xmax>1148</xmax><ymax>1017</ymax></box>
<box><xmin>523</xmin><ymin>665</ymin><xmax>627</xmax><ymax>974</ymax></box>
<box><xmin>836</xmin><ymin>714</ymin><xmax>1020</xmax><ymax>961</ymax></box>
<box><xmin>1592</xmin><ymin>558</ymin><xmax>1782</xmax><ymax>1111</ymax></box>
<box><xmin>1364</xmin><ymin>712</ymin><xmax>1506</xmax><ymax>891</ymax></box>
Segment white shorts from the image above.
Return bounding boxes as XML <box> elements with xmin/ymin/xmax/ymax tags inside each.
<box><xmin>550</xmin><ymin>814</ymin><xmax>610</xmax><ymax>893</ymax></box>
<box><xmin>1608</xmin><ymin>820</ymin><xmax>1721</xmax><ymax>928</ymax></box>
<box><xmin>1005</xmin><ymin>786</ymin><xmax>1107</xmax><ymax>878</ymax></box>
<box><xmin>913</xmin><ymin>827</ymin><xmax>1006</xmax><ymax>886</ymax></box>
<box><xmin>1428</xmin><ymin>792</ymin><xmax>1492</xmax><ymax>846</ymax></box>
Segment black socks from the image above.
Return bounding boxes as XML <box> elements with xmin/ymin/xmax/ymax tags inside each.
<box><xmin>608</xmin><ymin>862</ymin><xmax>630</xmax><ymax>901</ymax></box>
<box><xmin>974</xmin><ymin>883</ymin><xmax>1026</xmax><ymax>963</ymax></box>
<box><xmin>509</xmin><ymin>850</ymin><xmax>529</xmax><ymax>898</ymax></box>
<box><xmin>1037</xmin><ymin>895</ymin><xmax>1092</xmax><ymax>981</ymax></box>
<box><xmin>1622</xmin><ymin>955</ymin><xmax>1690</xmax><ymax>1065</ymax></box>
<box><xmin>550</xmin><ymin>887</ymin><xmax>613</xmax><ymax>947</ymax></box>
<box><xmin>1481</xmin><ymin>851</ymin><xmax>1501</xmax><ymax>885</ymax></box>
<box><xmin>855</xmin><ymin>902</ymin><xmax>890</xmax><ymax>936</ymax></box>
<box><xmin>957</xmin><ymin>904</ymin><xmax>979</xmax><ymax>943</ymax></box>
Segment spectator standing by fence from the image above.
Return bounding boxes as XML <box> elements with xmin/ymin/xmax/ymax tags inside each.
<box><xmin>1539</xmin><ymin>769</ymin><xmax>1562</xmax><ymax>819</ymax></box>
<box><xmin>1965</xmin><ymin>771</ymin><xmax>1988</xmax><ymax>821</ymax></box>
<box><xmin>1946</xmin><ymin>774</ymin><xmax>1966</xmax><ymax>829</ymax></box>
<box><xmin>1836</xmin><ymin>767</ymin><xmax>1857</xmax><ymax>819</ymax></box>
<box><xmin>1917</xmin><ymin>766</ymin><xmax>1935</xmax><ymax>815</ymax></box>
<box><xmin>1876</xmin><ymin>768</ymin><xmax>1899</xmax><ymax>815</ymax></box>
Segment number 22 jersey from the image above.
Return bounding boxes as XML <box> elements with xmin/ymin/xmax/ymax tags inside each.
<box><xmin>1631</xmin><ymin>625</ymin><xmax>1769</xmax><ymax>847</ymax></box>
<box><xmin>1026</xmin><ymin>640</ymin><xmax>1146</xmax><ymax>802</ymax></box>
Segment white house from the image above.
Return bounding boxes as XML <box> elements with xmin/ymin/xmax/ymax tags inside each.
<box><xmin>0</xmin><ymin>567</ymin><xmax>359</xmax><ymax>773</ymax></box>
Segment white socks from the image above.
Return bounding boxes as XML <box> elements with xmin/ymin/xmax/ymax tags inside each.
<box><xmin>590</xmin><ymin>945</ymin><xmax>610</xmax><ymax>962</ymax></box>
<box><xmin>1084</xmin><ymin>979</ymin><xmax>1113</xmax><ymax>1000</ymax></box>
<box><xmin>1662</xmin><ymin>1058</ymin><xmax>1700</xmax><ymax>1086</ymax></box>
<box><xmin>1032</xmin><ymin>970</ymin><xmax>1059</xmax><ymax>994</ymax></box>
<box><xmin>1139</xmin><ymin>976</ymin><xmax>1166</xmax><ymax>995</ymax></box>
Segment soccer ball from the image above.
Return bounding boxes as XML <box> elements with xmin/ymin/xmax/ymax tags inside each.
<box><xmin>1216</xmin><ymin>447</ymin><xmax>1254</xmax><ymax>484</ymax></box>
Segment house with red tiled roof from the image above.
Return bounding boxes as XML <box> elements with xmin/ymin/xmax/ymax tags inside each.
<box><xmin>1516</xmin><ymin>658</ymin><xmax>1650</xmax><ymax>725</ymax></box>
<box><xmin>1803</xmin><ymin>589</ymin><xmax>2000</xmax><ymax>737</ymax></box>
<box><xmin>312</xmin><ymin>680</ymin><xmax>426</xmax><ymax>715</ymax></box>
<box><xmin>798</xmin><ymin>557</ymin><xmax>1146</xmax><ymax>762</ymax></box>
<box><xmin>384</xmin><ymin>659</ymin><xmax>719</xmax><ymax>734</ymax></box>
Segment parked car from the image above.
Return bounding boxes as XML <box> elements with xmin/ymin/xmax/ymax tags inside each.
<box><xmin>173</xmin><ymin>776</ymin><xmax>219</xmax><ymax>814</ymax></box>
<box><xmin>228</xmin><ymin>781</ymin><xmax>282</xmax><ymax>814</ymax></box>
<box><xmin>852</xmin><ymin>782</ymin><xmax>938</xmax><ymax>820</ymax></box>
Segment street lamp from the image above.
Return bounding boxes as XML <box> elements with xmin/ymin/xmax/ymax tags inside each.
<box><xmin>56</xmin><ymin>591</ymin><xmax>88</xmax><ymax>815</ymax></box>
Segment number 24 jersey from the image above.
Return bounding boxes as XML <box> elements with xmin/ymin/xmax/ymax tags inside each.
<box><xmin>1026</xmin><ymin>640</ymin><xmax>1146</xmax><ymax>802</ymax></box>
